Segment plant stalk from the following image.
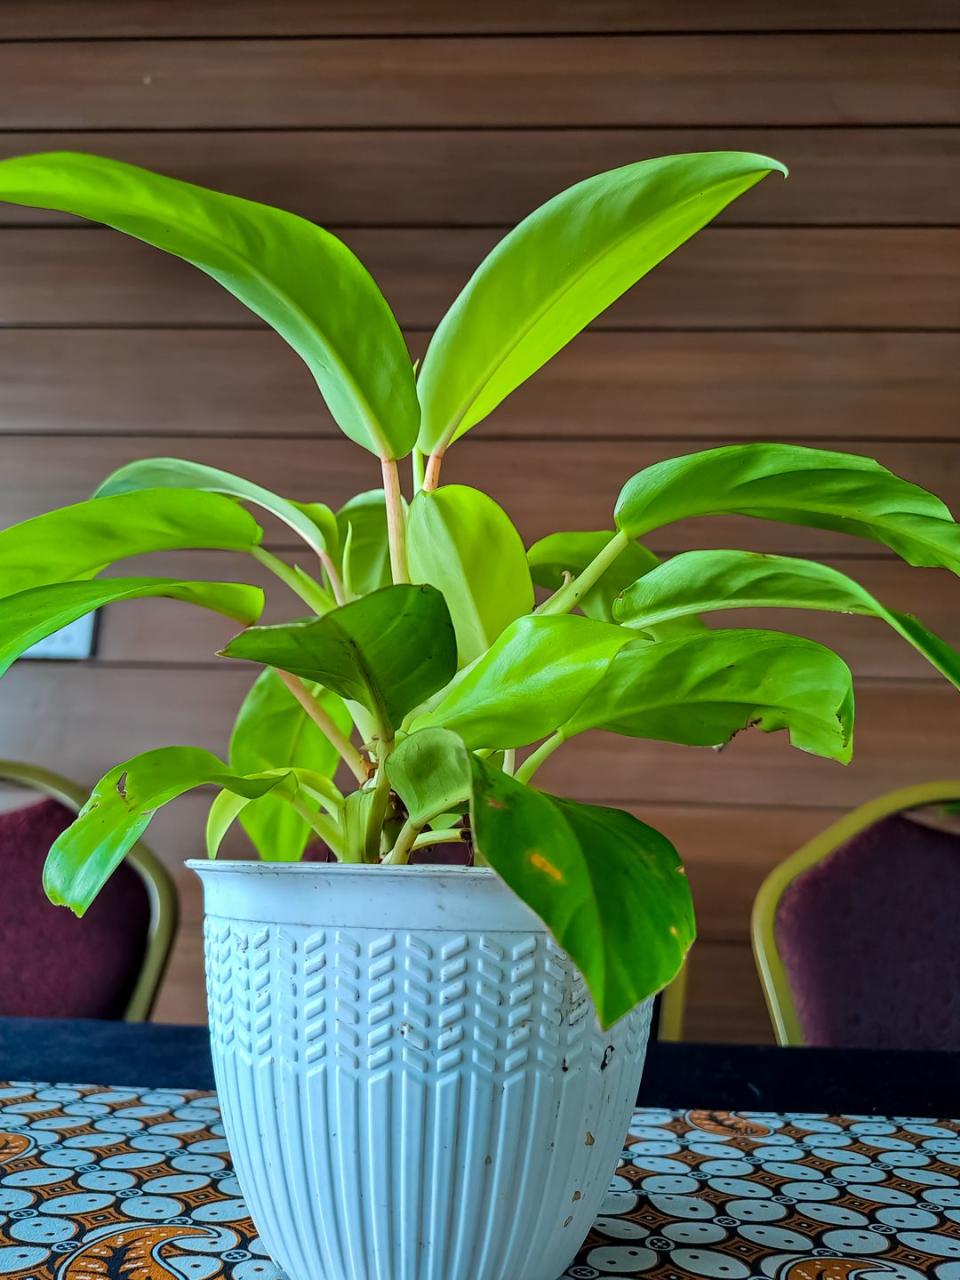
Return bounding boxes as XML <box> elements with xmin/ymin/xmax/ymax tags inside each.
<box><xmin>319</xmin><ymin>550</ymin><xmax>347</xmax><ymax>606</ymax></box>
<box><xmin>290</xmin><ymin>795</ymin><xmax>349</xmax><ymax>861</ymax></box>
<box><xmin>515</xmin><ymin>731</ymin><xmax>565</xmax><ymax>785</ymax></box>
<box><xmin>362</xmin><ymin>744</ymin><xmax>394</xmax><ymax>861</ymax></box>
<box><xmin>380</xmin><ymin>456</ymin><xmax>410</xmax><ymax>583</ymax></box>
<box><xmin>252</xmin><ymin>546</ymin><xmax>334</xmax><ymax>615</ymax></box>
<box><xmin>382</xmin><ymin>815</ymin><xmax>421</xmax><ymax>866</ymax></box>
<box><xmin>277</xmin><ymin>670</ymin><xmax>369</xmax><ymax>784</ymax></box>
<box><xmin>536</xmin><ymin>529</ymin><xmax>630</xmax><ymax>616</ymax></box>
<box><xmin>411</xmin><ymin>447</ymin><xmax>425</xmax><ymax>493</ymax></box>
<box><xmin>423</xmin><ymin>450</ymin><xmax>443</xmax><ymax>492</ymax></box>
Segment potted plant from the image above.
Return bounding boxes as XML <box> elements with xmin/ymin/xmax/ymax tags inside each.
<box><xmin>0</xmin><ymin>149</ymin><xmax>958</xmax><ymax>1280</ymax></box>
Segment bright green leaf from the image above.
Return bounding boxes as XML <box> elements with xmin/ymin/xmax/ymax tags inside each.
<box><xmin>417</xmin><ymin>151</ymin><xmax>785</xmax><ymax>455</ymax></box>
<box><xmin>44</xmin><ymin>747</ymin><xmax>290</xmax><ymax>915</ymax></box>
<box><xmin>205</xmin><ymin>765</ymin><xmax>343</xmax><ymax>862</ymax></box>
<box><xmin>0</xmin><ymin>577</ymin><xmax>263</xmax><ymax>678</ymax></box>
<box><xmin>615</xmin><ymin>549</ymin><xmax>960</xmax><ymax>690</ymax></box>
<box><xmin>229</xmin><ymin>668</ymin><xmax>351</xmax><ymax>860</ymax></box>
<box><xmin>220</xmin><ymin>584</ymin><xmax>457</xmax><ymax>738</ymax></box>
<box><xmin>414</xmin><ymin>613</ymin><xmax>633</xmax><ymax>749</ymax></box>
<box><xmin>386</xmin><ymin>727</ymin><xmax>472</xmax><ymax>826</ymax></box>
<box><xmin>95</xmin><ymin>457</ymin><xmax>334</xmax><ymax>559</ymax></box>
<box><xmin>407</xmin><ymin>485</ymin><xmax>534</xmax><ymax>665</ymax></box>
<box><xmin>0</xmin><ymin>489</ymin><xmax>261</xmax><ymax>598</ymax></box>
<box><xmin>615</xmin><ymin>444</ymin><xmax>960</xmax><ymax>570</ymax></box>
<box><xmin>0</xmin><ymin>152</ymin><xmax>418</xmax><ymax>458</ymax></box>
<box><xmin>336</xmin><ymin>490</ymin><xmax>392</xmax><ymax>598</ymax></box>
<box><xmin>560</xmin><ymin>628</ymin><xmax>855</xmax><ymax>762</ymax></box>
<box><xmin>528</xmin><ymin>530</ymin><xmax>660</xmax><ymax>621</ymax></box>
<box><xmin>470</xmin><ymin>758</ymin><xmax>695</xmax><ymax>1028</ymax></box>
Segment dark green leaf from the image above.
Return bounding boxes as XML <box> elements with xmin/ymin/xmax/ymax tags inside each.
<box><xmin>0</xmin><ymin>489</ymin><xmax>261</xmax><ymax>598</ymax></box>
<box><xmin>407</xmin><ymin>485</ymin><xmax>534</xmax><ymax>664</ymax></box>
<box><xmin>417</xmin><ymin>152</ymin><xmax>785</xmax><ymax>454</ymax></box>
<box><xmin>615</xmin><ymin>549</ymin><xmax>960</xmax><ymax>689</ymax></box>
<box><xmin>221</xmin><ymin>584</ymin><xmax>457</xmax><ymax>737</ymax></box>
<box><xmin>44</xmin><ymin>747</ymin><xmax>288</xmax><ymax>915</ymax></box>
<box><xmin>615</xmin><ymin>444</ymin><xmax>960</xmax><ymax>570</ymax></box>
<box><xmin>414</xmin><ymin>614</ymin><xmax>632</xmax><ymax>748</ymax></box>
<box><xmin>229</xmin><ymin>668</ymin><xmax>352</xmax><ymax>859</ymax></box>
<box><xmin>560</xmin><ymin>628</ymin><xmax>855</xmax><ymax>762</ymax></box>
<box><xmin>0</xmin><ymin>152</ymin><xmax>418</xmax><ymax>458</ymax></box>
<box><xmin>470</xmin><ymin>758</ymin><xmax>695</xmax><ymax>1028</ymax></box>
<box><xmin>0</xmin><ymin>577</ymin><xmax>263</xmax><ymax>678</ymax></box>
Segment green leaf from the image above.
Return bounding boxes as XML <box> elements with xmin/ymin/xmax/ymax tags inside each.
<box><xmin>0</xmin><ymin>489</ymin><xmax>261</xmax><ymax>598</ymax></box>
<box><xmin>229</xmin><ymin>668</ymin><xmax>351</xmax><ymax>859</ymax></box>
<box><xmin>221</xmin><ymin>584</ymin><xmax>457</xmax><ymax>738</ymax></box>
<box><xmin>44</xmin><ymin>747</ymin><xmax>289</xmax><ymax>915</ymax></box>
<box><xmin>407</xmin><ymin>485</ymin><xmax>534</xmax><ymax>665</ymax></box>
<box><xmin>417</xmin><ymin>151</ymin><xmax>785</xmax><ymax>455</ymax></box>
<box><xmin>413</xmin><ymin>614</ymin><xmax>633</xmax><ymax>749</ymax></box>
<box><xmin>205</xmin><ymin>766</ymin><xmax>343</xmax><ymax>862</ymax></box>
<box><xmin>528</xmin><ymin>530</ymin><xmax>659</xmax><ymax>621</ymax></box>
<box><xmin>560</xmin><ymin>628</ymin><xmax>855</xmax><ymax>762</ymax></box>
<box><xmin>470</xmin><ymin>758</ymin><xmax>695</xmax><ymax>1028</ymax></box>
<box><xmin>0</xmin><ymin>151</ymin><xmax>418</xmax><ymax>458</ymax></box>
<box><xmin>615</xmin><ymin>549</ymin><xmax>960</xmax><ymax>690</ymax></box>
<box><xmin>0</xmin><ymin>577</ymin><xmax>263</xmax><ymax>678</ymax></box>
<box><xmin>615</xmin><ymin>444</ymin><xmax>960</xmax><ymax>570</ymax></box>
<box><xmin>95</xmin><ymin>457</ymin><xmax>334</xmax><ymax>559</ymax></box>
<box><xmin>336</xmin><ymin>490</ymin><xmax>393</xmax><ymax>598</ymax></box>
<box><xmin>386</xmin><ymin>727</ymin><xmax>473</xmax><ymax>826</ymax></box>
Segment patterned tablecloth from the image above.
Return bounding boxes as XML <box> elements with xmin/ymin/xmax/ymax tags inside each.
<box><xmin>1</xmin><ymin>1083</ymin><xmax>959</xmax><ymax>1280</ymax></box>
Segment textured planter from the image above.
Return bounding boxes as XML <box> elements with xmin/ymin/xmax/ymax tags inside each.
<box><xmin>190</xmin><ymin>861</ymin><xmax>652</xmax><ymax>1280</ymax></box>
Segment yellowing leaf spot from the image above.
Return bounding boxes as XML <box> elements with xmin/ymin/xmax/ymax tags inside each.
<box><xmin>529</xmin><ymin>851</ymin><xmax>564</xmax><ymax>883</ymax></box>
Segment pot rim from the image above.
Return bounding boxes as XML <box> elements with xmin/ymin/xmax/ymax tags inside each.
<box><xmin>185</xmin><ymin>858</ymin><xmax>494</xmax><ymax>879</ymax></box>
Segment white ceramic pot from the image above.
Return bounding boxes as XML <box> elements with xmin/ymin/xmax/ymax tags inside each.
<box><xmin>190</xmin><ymin>861</ymin><xmax>652</xmax><ymax>1280</ymax></box>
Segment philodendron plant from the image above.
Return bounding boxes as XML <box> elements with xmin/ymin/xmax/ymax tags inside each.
<box><xmin>1</xmin><ymin>150</ymin><xmax>958</xmax><ymax>1029</ymax></box>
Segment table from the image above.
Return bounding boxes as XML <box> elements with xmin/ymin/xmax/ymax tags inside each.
<box><xmin>1</xmin><ymin>1081</ymin><xmax>959</xmax><ymax>1280</ymax></box>
<box><xmin>3</xmin><ymin>1017</ymin><xmax>960</xmax><ymax>1115</ymax></box>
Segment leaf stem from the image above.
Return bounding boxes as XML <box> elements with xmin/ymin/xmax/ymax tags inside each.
<box><xmin>290</xmin><ymin>794</ymin><xmax>348</xmax><ymax>861</ymax></box>
<box><xmin>413</xmin><ymin>829</ymin><xmax>467</xmax><ymax>851</ymax></box>
<box><xmin>536</xmin><ymin>529</ymin><xmax>630</xmax><ymax>616</ymax></box>
<box><xmin>382</xmin><ymin>815</ymin><xmax>421</xmax><ymax>865</ymax></box>
<box><xmin>277</xmin><ymin>670</ymin><xmax>369</xmax><ymax>784</ymax></box>
<box><xmin>319</xmin><ymin>551</ymin><xmax>347</xmax><ymax>606</ymax></box>
<box><xmin>515</xmin><ymin>731</ymin><xmax>565</xmax><ymax>785</ymax></box>
<box><xmin>363</xmin><ymin>743</ymin><xmax>394</xmax><ymax>860</ymax></box>
<box><xmin>411</xmin><ymin>447</ymin><xmax>425</xmax><ymax>493</ymax></box>
<box><xmin>423</xmin><ymin>451</ymin><xmax>443</xmax><ymax>492</ymax></box>
<box><xmin>252</xmin><ymin>546</ymin><xmax>334</xmax><ymax>615</ymax></box>
<box><xmin>380</xmin><ymin>457</ymin><xmax>410</xmax><ymax>583</ymax></box>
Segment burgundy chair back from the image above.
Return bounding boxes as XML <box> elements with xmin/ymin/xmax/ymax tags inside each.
<box><xmin>775</xmin><ymin>812</ymin><xmax>960</xmax><ymax>1049</ymax></box>
<box><xmin>0</xmin><ymin>797</ymin><xmax>152</xmax><ymax>1019</ymax></box>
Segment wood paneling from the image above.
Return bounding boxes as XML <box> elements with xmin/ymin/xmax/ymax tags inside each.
<box><xmin>0</xmin><ymin>37</ymin><xmax>957</xmax><ymax>130</ymax></box>
<box><xmin>3</xmin><ymin>2</ymin><xmax>958</xmax><ymax>39</ymax></box>
<box><xmin>1</xmin><ymin>228</ymin><xmax>956</xmax><ymax>330</ymax></box>
<box><xmin>1</xmin><ymin>7</ymin><xmax>957</xmax><ymax>1043</ymax></box>
<box><xmin>2</xmin><ymin>129</ymin><xmax>959</xmax><ymax>228</ymax></box>
<box><xmin>2</xmin><ymin>330</ymin><xmax>956</xmax><ymax>440</ymax></box>
<box><xmin>1</xmin><ymin>434</ymin><xmax>958</xmax><ymax>553</ymax></box>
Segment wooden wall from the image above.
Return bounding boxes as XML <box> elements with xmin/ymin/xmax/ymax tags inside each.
<box><xmin>0</xmin><ymin>2</ymin><xmax>958</xmax><ymax>1041</ymax></box>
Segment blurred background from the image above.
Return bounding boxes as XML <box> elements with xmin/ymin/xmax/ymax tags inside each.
<box><xmin>0</xmin><ymin>2</ymin><xmax>957</xmax><ymax>1040</ymax></box>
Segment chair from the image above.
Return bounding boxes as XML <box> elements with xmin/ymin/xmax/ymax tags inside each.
<box><xmin>0</xmin><ymin>761</ymin><xmax>177</xmax><ymax>1021</ymax></box>
<box><xmin>752</xmin><ymin>782</ymin><xmax>960</xmax><ymax>1049</ymax></box>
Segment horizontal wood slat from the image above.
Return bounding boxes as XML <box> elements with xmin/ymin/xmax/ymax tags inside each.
<box><xmin>3</xmin><ymin>2</ymin><xmax>958</xmax><ymax>39</ymax></box>
<box><xmin>2</xmin><ymin>330</ymin><xmax>957</xmax><ymax>441</ymax></box>
<box><xmin>1</xmin><ymin>229</ymin><xmax>956</xmax><ymax>330</ymax></box>
<box><xmin>0</xmin><ymin>37</ymin><xmax>957</xmax><ymax>129</ymax></box>
<box><xmin>1</xmin><ymin>129</ymin><xmax>958</xmax><ymax>228</ymax></box>
<box><xmin>1</xmin><ymin>665</ymin><xmax>956</xmax><ymax>812</ymax></box>
<box><xmin>93</xmin><ymin>550</ymin><xmax>960</xmax><ymax>683</ymax></box>
<box><xmin>2</xmin><ymin>435</ymin><xmax>959</xmax><ymax>555</ymax></box>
